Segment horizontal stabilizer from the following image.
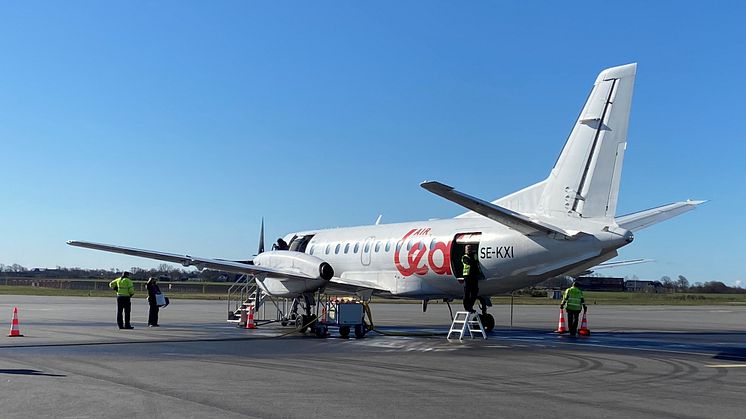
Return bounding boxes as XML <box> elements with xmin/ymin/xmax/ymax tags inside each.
<box><xmin>594</xmin><ymin>258</ymin><xmax>653</xmax><ymax>270</ymax></box>
<box><xmin>615</xmin><ymin>200</ymin><xmax>705</xmax><ymax>232</ymax></box>
<box><xmin>66</xmin><ymin>240</ymin><xmax>314</xmax><ymax>281</ymax></box>
<box><xmin>421</xmin><ymin>181</ymin><xmax>579</xmax><ymax>239</ymax></box>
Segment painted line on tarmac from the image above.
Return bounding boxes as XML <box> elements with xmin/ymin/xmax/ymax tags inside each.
<box><xmin>498</xmin><ymin>335</ymin><xmax>714</xmax><ymax>358</ymax></box>
<box><xmin>706</xmin><ymin>364</ymin><xmax>746</xmax><ymax>368</ymax></box>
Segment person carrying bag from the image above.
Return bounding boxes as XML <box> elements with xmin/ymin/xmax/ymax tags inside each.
<box><xmin>146</xmin><ymin>277</ymin><xmax>167</xmax><ymax>327</ymax></box>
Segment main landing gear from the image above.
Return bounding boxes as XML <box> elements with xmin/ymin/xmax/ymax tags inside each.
<box><xmin>283</xmin><ymin>292</ymin><xmax>318</xmax><ymax>333</ymax></box>
<box><xmin>477</xmin><ymin>296</ymin><xmax>495</xmax><ymax>332</ymax></box>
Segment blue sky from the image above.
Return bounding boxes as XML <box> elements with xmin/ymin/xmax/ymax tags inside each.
<box><xmin>0</xmin><ymin>1</ymin><xmax>744</xmax><ymax>285</ymax></box>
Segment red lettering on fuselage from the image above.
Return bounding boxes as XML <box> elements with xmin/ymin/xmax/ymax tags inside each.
<box><xmin>394</xmin><ymin>228</ymin><xmax>452</xmax><ymax>277</ymax></box>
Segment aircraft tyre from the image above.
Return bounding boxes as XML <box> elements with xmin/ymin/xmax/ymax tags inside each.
<box><xmin>295</xmin><ymin>316</ymin><xmax>307</xmax><ymax>333</ymax></box>
<box><xmin>297</xmin><ymin>314</ymin><xmax>317</xmax><ymax>333</ymax></box>
<box><xmin>314</xmin><ymin>324</ymin><xmax>328</xmax><ymax>338</ymax></box>
<box><xmin>339</xmin><ymin>325</ymin><xmax>350</xmax><ymax>338</ymax></box>
<box><xmin>480</xmin><ymin>313</ymin><xmax>495</xmax><ymax>332</ymax></box>
<box><xmin>354</xmin><ymin>324</ymin><xmax>366</xmax><ymax>339</ymax></box>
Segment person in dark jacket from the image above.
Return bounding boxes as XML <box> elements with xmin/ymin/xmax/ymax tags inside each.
<box><xmin>461</xmin><ymin>245</ymin><xmax>480</xmax><ymax>313</ymax></box>
<box><xmin>146</xmin><ymin>277</ymin><xmax>162</xmax><ymax>327</ymax></box>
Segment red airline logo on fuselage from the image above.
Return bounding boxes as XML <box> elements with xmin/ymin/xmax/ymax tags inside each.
<box><xmin>394</xmin><ymin>228</ymin><xmax>452</xmax><ymax>277</ymax></box>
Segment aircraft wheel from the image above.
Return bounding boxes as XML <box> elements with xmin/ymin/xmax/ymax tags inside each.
<box><xmin>354</xmin><ymin>324</ymin><xmax>366</xmax><ymax>339</ymax></box>
<box><xmin>339</xmin><ymin>325</ymin><xmax>350</xmax><ymax>338</ymax></box>
<box><xmin>315</xmin><ymin>324</ymin><xmax>328</xmax><ymax>338</ymax></box>
<box><xmin>296</xmin><ymin>316</ymin><xmax>308</xmax><ymax>333</ymax></box>
<box><xmin>480</xmin><ymin>313</ymin><xmax>495</xmax><ymax>332</ymax></box>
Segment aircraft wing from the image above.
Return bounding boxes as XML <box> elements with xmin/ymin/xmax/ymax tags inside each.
<box><xmin>421</xmin><ymin>181</ymin><xmax>579</xmax><ymax>239</ymax></box>
<box><xmin>66</xmin><ymin>240</ymin><xmax>314</xmax><ymax>282</ymax></box>
<box><xmin>615</xmin><ymin>200</ymin><xmax>705</xmax><ymax>232</ymax></box>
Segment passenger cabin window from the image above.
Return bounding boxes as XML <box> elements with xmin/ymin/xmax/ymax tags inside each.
<box><xmin>385</xmin><ymin>241</ymin><xmax>391</xmax><ymax>252</ymax></box>
<box><xmin>374</xmin><ymin>241</ymin><xmax>381</xmax><ymax>252</ymax></box>
<box><xmin>325</xmin><ymin>244</ymin><xmax>331</xmax><ymax>255</ymax></box>
<box><xmin>354</xmin><ymin>243</ymin><xmax>360</xmax><ymax>253</ymax></box>
<box><xmin>335</xmin><ymin>244</ymin><xmax>341</xmax><ymax>254</ymax></box>
<box><xmin>344</xmin><ymin>243</ymin><xmax>350</xmax><ymax>254</ymax></box>
<box><xmin>364</xmin><ymin>242</ymin><xmax>370</xmax><ymax>252</ymax></box>
<box><xmin>309</xmin><ymin>245</ymin><xmax>315</xmax><ymax>255</ymax></box>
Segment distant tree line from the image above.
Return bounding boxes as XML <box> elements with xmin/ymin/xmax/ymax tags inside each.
<box><xmin>0</xmin><ymin>263</ymin><xmax>237</xmax><ymax>282</ymax></box>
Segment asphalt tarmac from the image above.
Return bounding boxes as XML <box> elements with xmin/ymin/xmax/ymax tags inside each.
<box><xmin>1</xmin><ymin>295</ymin><xmax>745</xmax><ymax>418</ymax></box>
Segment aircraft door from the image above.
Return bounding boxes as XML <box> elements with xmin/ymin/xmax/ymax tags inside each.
<box><xmin>361</xmin><ymin>236</ymin><xmax>375</xmax><ymax>266</ymax></box>
<box><xmin>450</xmin><ymin>232</ymin><xmax>482</xmax><ymax>279</ymax></box>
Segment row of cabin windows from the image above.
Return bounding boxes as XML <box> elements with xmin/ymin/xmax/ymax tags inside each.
<box><xmin>308</xmin><ymin>239</ymin><xmax>437</xmax><ymax>256</ymax></box>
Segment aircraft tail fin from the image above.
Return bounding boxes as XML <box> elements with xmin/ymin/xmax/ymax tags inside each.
<box><xmin>538</xmin><ymin>63</ymin><xmax>637</xmax><ymax>221</ymax></box>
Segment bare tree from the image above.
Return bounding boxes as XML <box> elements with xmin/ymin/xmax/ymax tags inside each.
<box><xmin>677</xmin><ymin>275</ymin><xmax>690</xmax><ymax>291</ymax></box>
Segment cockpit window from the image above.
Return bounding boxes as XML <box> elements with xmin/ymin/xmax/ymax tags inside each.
<box><xmin>289</xmin><ymin>235</ymin><xmax>315</xmax><ymax>253</ymax></box>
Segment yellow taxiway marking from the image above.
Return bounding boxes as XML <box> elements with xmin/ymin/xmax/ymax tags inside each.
<box><xmin>706</xmin><ymin>364</ymin><xmax>746</xmax><ymax>368</ymax></box>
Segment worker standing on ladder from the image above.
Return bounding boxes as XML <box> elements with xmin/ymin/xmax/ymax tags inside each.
<box><xmin>461</xmin><ymin>245</ymin><xmax>480</xmax><ymax>313</ymax></box>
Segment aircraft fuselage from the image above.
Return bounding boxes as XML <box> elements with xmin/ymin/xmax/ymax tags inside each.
<box><xmin>276</xmin><ymin>217</ymin><xmax>632</xmax><ymax>299</ymax></box>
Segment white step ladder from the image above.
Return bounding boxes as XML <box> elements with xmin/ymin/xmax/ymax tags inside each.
<box><xmin>447</xmin><ymin>311</ymin><xmax>487</xmax><ymax>340</ymax></box>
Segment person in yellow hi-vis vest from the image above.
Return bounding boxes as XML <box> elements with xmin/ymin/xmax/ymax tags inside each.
<box><xmin>461</xmin><ymin>245</ymin><xmax>480</xmax><ymax>313</ymax></box>
<box><xmin>109</xmin><ymin>271</ymin><xmax>135</xmax><ymax>330</ymax></box>
<box><xmin>560</xmin><ymin>281</ymin><xmax>587</xmax><ymax>337</ymax></box>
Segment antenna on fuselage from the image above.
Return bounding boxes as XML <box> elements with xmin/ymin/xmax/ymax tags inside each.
<box><xmin>257</xmin><ymin>217</ymin><xmax>265</xmax><ymax>254</ymax></box>
<box><xmin>375</xmin><ymin>215</ymin><xmax>383</xmax><ymax>225</ymax></box>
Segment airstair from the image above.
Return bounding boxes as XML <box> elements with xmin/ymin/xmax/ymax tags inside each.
<box><xmin>226</xmin><ymin>274</ymin><xmax>291</xmax><ymax>326</ymax></box>
<box><xmin>447</xmin><ymin>311</ymin><xmax>487</xmax><ymax>340</ymax></box>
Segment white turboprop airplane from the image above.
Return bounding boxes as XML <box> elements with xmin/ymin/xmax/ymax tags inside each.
<box><xmin>69</xmin><ymin>63</ymin><xmax>703</xmax><ymax>332</ymax></box>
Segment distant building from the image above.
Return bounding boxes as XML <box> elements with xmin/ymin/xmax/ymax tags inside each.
<box><xmin>625</xmin><ymin>280</ymin><xmax>664</xmax><ymax>293</ymax></box>
<box><xmin>575</xmin><ymin>276</ymin><xmax>625</xmax><ymax>292</ymax></box>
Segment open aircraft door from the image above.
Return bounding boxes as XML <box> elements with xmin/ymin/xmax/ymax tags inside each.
<box><xmin>450</xmin><ymin>232</ymin><xmax>482</xmax><ymax>280</ymax></box>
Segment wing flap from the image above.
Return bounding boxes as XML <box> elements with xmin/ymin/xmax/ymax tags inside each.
<box><xmin>421</xmin><ymin>181</ymin><xmax>579</xmax><ymax>239</ymax></box>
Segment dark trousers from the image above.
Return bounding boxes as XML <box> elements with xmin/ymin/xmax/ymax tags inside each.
<box><xmin>463</xmin><ymin>277</ymin><xmax>479</xmax><ymax>312</ymax></box>
<box><xmin>116</xmin><ymin>296</ymin><xmax>132</xmax><ymax>328</ymax></box>
<box><xmin>148</xmin><ymin>303</ymin><xmax>159</xmax><ymax>326</ymax></box>
<box><xmin>566</xmin><ymin>309</ymin><xmax>581</xmax><ymax>335</ymax></box>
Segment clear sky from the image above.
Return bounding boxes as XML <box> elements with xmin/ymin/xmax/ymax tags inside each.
<box><xmin>1</xmin><ymin>1</ymin><xmax>744</xmax><ymax>285</ymax></box>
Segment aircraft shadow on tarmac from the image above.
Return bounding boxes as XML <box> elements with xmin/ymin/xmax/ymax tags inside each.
<box><xmin>0</xmin><ymin>369</ymin><xmax>65</xmax><ymax>377</ymax></box>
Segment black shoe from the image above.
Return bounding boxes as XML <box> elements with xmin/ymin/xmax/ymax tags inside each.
<box><xmin>118</xmin><ymin>326</ymin><xmax>124</xmax><ymax>330</ymax></box>
<box><xmin>123</xmin><ymin>326</ymin><xmax>134</xmax><ymax>330</ymax></box>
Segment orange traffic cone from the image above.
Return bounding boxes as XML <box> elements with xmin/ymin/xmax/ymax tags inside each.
<box><xmin>555</xmin><ymin>308</ymin><xmax>568</xmax><ymax>334</ymax></box>
<box><xmin>245</xmin><ymin>304</ymin><xmax>256</xmax><ymax>329</ymax></box>
<box><xmin>8</xmin><ymin>307</ymin><xmax>23</xmax><ymax>337</ymax></box>
<box><xmin>578</xmin><ymin>311</ymin><xmax>591</xmax><ymax>336</ymax></box>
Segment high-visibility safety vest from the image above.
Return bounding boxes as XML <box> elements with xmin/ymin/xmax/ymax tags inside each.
<box><xmin>462</xmin><ymin>254</ymin><xmax>475</xmax><ymax>277</ymax></box>
<box><xmin>110</xmin><ymin>277</ymin><xmax>135</xmax><ymax>297</ymax></box>
<box><xmin>562</xmin><ymin>286</ymin><xmax>584</xmax><ymax>311</ymax></box>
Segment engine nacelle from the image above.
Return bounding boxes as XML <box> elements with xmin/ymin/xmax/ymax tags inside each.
<box><xmin>253</xmin><ymin>251</ymin><xmax>334</xmax><ymax>297</ymax></box>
